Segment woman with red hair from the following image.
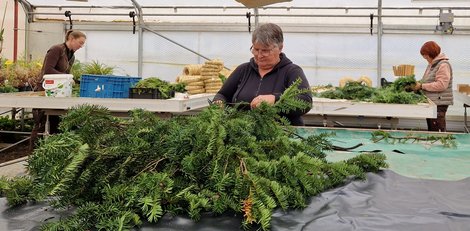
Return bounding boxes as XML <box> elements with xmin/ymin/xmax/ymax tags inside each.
<box><xmin>414</xmin><ymin>41</ymin><xmax>453</xmax><ymax>132</ymax></box>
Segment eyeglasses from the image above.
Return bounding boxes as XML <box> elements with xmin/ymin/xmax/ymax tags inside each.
<box><xmin>75</xmin><ymin>38</ymin><xmax>86</xmax><ymax>47</ymax></box>
<box><xmin>250</xmin><ymin>46</ymin><xmax>276</xmax><ymax>56</ymax></box>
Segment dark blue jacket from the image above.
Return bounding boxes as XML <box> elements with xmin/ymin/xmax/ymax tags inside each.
<box><xmin>213</xmin><ymin>53</ymin><xmax>312</xmax><ymax>126</ymax></box>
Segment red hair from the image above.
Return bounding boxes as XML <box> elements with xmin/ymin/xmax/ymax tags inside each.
<box><xmin>420</xmin><ymin>41</ymin><xmax>441</xmax><ymax>59</ymax></box>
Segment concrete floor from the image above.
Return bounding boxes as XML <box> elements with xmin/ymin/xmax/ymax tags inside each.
<box><xmin>0</xmin><ymin>157</ymin><xmax>27</xmax><ymax>178</ymax></box>
<box><xmin>0</xmin><ymin>108</ymin><xmax>29</xmax><ymax>178</ymax></box>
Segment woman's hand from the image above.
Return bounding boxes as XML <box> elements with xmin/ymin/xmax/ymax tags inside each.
<box><xmin>413</xmin><ymin>82</ymin><xmax>422</xmax><ymax>92</ymax></box>
<box><xmin>212</xmin><ymin>100</ymin><xmax>225</xmax><ymax>108</ymax></box>
<box><xmin>250</xmin><ymin>94</ymin><xmax>275</xmax><ymax>109</ymax></box>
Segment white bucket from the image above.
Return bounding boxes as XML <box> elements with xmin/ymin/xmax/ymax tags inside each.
<box><xmin>42</xmin><ymin>74</ymin><xmax>74</xmax><ymax>97</ymax></box>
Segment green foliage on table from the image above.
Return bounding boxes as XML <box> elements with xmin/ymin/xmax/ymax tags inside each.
<box><xmin>70</xmin><ymin>60</ymin><xmax>84</xmax><ymax>83</ymax></box>
<box><xmin>371</xmin><ymin>86</ymin><xmax>427</xmax><ymax>104</ymax></box>
<box><xmin>371</xmin><ymin>75</ymin><xmax>427</xmax><ymax>104</ymax></box>
<box><xmin>171</xmin><ymin>82</ymin><xmax>186</xmax><ymax>93</ymax></box>
<box><xmin>83</xmin><ymin>60</ymin><xmax>114</xmax><ymax>76</ymax></box>
<box><xmin>134</xmin><ymin>77</ymin><xmax>186</xmax><ymax>99</ymax></box>
<box><xmin>71</xmin><ymin>60</ymin><xmax>115</xmax><ymax>82</ymax></box>
<box><xmin>317</xmin><ymin>76</ymin><xmax>427</xmax><ymax>104</ymax></box>
<box><xmin>317</xmin><ymin>81</ymin><xmax>374</xmax><ymax>101</ymax></box>
<box><xmin>72</xmin><ymin>84</ymin><xmax>80</xmax><ymax>97</ymax></box>
<box><xmin>392</xmin><ymin>75</ymin><xmax>417</xmax><ymax>92</ymax></box>
<box><xmin>342</xmin><ymin>81</ymin><xmax>375</xmax><ymax>101</ymax></box>
<box><xmin>0</xmin><ymin>81</ymin><xmax>387</xmax><ymax>231</ymax></box>
<box><xmin>314</xmin><ymin>88</ymin><xmax>344</xmax><ymax>99</ymax></box>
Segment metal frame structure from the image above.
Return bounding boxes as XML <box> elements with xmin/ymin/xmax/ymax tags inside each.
<box><xmin>14</xmin><ymin>1</ymin><xmax>470</xmax><ymax>85</ymax></box>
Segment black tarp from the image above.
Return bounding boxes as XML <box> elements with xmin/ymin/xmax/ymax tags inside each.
<box><xmin>1</xmin><ymin>170</ymin><xmax>469</xmax><ymax>230</ymax></box>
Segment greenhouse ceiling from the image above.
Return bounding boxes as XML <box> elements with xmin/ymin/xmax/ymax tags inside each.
<box><xmin>17</xmin><ymin>0</ymin><xmax>308</xmax><ymax>22</ymax></box>
<box><xmin>16</xmin><ymin>0</ymin><xmax>470</xmax><ymax>25</ymax></box>
<box><xmin>19</xmin><ymin>0</ymin><xmax>297</xmax><ymax>10</ymax></box>
<box><xmin>18</xmin><ymin>0</ymin><xmax>470</xmax><ymax>22</ymax></box>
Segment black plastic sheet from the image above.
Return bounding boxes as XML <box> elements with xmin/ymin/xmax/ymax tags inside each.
<box><xmin>1</xmin><ymin>170</ymin><xmax>469</xmax><ymax>231</ymax></box>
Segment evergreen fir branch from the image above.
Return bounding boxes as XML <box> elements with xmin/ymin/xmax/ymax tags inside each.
<box><xmin>13</xmin><ymin>104</ymin><xmax>389</xmax><ymax>230</ymax></box>
<box><xmin>317</xmin><ymin>76</ymin><xmax>427</xmax><ymax>104</ymax></box>
<box><xmin>323</xmin><ymin>162</ymin><xmax>363</xmax><ymax>187</ymax></box>
<box><xmin>59</xmin><ymin>104</ymin><xmax>122</xmax><ymax>147</ymax></box>
<box><xmin>345</xmin><ymin>153</ymin><xmax>388</xmax><ymax>173</ymax></box>
<box><xmin>49</xmin><ymin>144</ymin><xmax>89</xmax><ymax>196</ymax></box>
<box><xmin>371</xmin><ymin>130</ymin><xmax>457</xmax><ymax>148</ymax></box>
<box><xmin>269</xmin><ymin>181</ymin><xmax>291</xmax><ymax>210</ymax></box>
<box><xmin>274</xmin><ymin>78</ymin><xmax>311</xmax><ymax>114</ymax></box>
<box><xmin>184</xmin><ymin>192</ymin><xmax>210</xmax><ymax>221</ymax></box>
<box><xmin>139</xmin><ymin>195</ymin><xmax>163</xmax><ymax>222</ymax></box>
<box><xmin>2</xmin><ymin>176</ymin><xmax>34</xmax><ymax>206</ymax></box>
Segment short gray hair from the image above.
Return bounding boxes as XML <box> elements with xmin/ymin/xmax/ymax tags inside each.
<box><xmin>252</xmin><ymin>23</ymin><xmax>283</xmax><ymax>47</ymax></box>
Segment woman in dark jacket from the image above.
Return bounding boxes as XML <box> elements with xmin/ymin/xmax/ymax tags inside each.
<box><xmin>30</xmin><ymin>30</ymin><xmax>86</xmax><ymax>149</ymax></box>
<box><xmin>40</xmin><ymin>30</ymin><xmax>86</xmax><ymax>78</ymax></box>
<box><xmin>213</xmin><ymin>23</ymin><xmax>312</xmax><ymax>126</ymax></box>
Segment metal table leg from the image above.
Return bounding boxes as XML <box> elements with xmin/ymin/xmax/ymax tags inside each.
<box><xmin>45</xmin><ymin>114</ymin><xmax>50</xmax><ymax>136</ymax></box>
<box><xmin>464</xmin><ymin>103</ymin><xmax>469</xmax><ymax>133</ymax></box>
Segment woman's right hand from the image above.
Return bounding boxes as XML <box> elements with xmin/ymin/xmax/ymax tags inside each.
<box><xmin>250</xmin><ymin>94</ymin><xmax>275</xmax><ymax>109</ymax></box>
<box><xmin>413</xmin><ymin>82</ymin><xmax>422</xmax><ymax>92</ymax></box>
<box><xmin>213</xmin><ymin>100</ymin><xmax>225</xmax><ymax>108</ymax></box>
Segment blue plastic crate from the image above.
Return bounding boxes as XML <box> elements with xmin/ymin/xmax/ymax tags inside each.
<box><xmin>79</xmin><ymin>74</ymin><xmax>142</xmax><ymax>98</ymax></box>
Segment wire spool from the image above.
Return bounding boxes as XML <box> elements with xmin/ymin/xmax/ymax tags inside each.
<box><xmin>205</xmin><ymin>82</ymin><xmax>223</xmax><ymax>90</ymax></box>
<box><xmin>177</xmin><ymin>75</ymin><xmax>202</xmax><ymax>84</ymax></box>
<box><xmin>357</xmin><ymin>76</ymin><xmax>372</xmax><ymax>87</ymax></box>
<box><xmin>186</xmin><ymin>81</ymin><xmax>205</xmax><ymax>87</ymax></box>
<box><xmin>204</xmin><ymin>78</ymin><xmax>222</xmax><ymax>84</ymax></box>
<box><xmin>187</xmin><ymin>88</ymin><xmax>206</xmax><ymax>95</ymax></box>
<box><xmin>185</xmin><ymin>85</ymin><xmax>204</xmax><ymax>91</ymax></box>
<box><xmin>205</xmin><ymin>89</ymin><xmax>220</xmax><ymax>93</ymax></box>
<box><xmin>339</xmin><ymin>77</ymin><xmax>355</xmax><ymax>88</ymax></box>
<box><xmin>183</xmin><ymin>64</ymin><xmax>202</xmax><ymax>75</ymax></box>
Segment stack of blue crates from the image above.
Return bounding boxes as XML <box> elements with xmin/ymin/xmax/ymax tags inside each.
<box><xmin>79</xmin><ymin>74</ymin><xmax>142</xmax><ymax>98</ymax></box>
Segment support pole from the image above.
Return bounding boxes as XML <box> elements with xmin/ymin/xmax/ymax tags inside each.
<box><xmin>377</xmin><ymin>0</ymin><xmax>383</xmax><ymax>87</ymax></box>
<box><xmin>13</xmin><ymin>0</ymin><xmax>19</xmax><ymax>61</ymax></box>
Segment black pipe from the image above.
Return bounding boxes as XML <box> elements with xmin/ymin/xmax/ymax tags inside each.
<box><xmin>129</xmin><ymin>11</ymin><xmax>136</xmax><ymax>34</ymax></box>
<box><xmin>246</xmin><ymin>12</ymin><xmax>251</xmax><ymax>33</ymax></box>
<box><xmin>65</xmin><ymin>10</ymin><xmax>72</xmax><ymax>30</ymax></box>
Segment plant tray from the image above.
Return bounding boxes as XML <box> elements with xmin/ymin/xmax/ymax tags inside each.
<box><xmin>79</xmin><ymin>75</ymin><xmax>141</xmax><ymax>98</ymax></box>
<box><xmin>129</xmin><ymin>88</ymin><xmax>175</xmax><ymax>99</ymax></box>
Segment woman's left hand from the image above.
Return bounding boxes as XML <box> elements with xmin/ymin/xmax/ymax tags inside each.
<box><xmin>251</xmin><ymin>94</ymin><xmax>275</xmax><ymax>109</ymax></box>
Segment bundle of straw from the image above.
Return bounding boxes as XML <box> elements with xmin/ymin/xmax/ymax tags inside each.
<box><xmin>393</xmin><ymin>64</ymin><xmax>415</xmax><ymax>76</ymax></box>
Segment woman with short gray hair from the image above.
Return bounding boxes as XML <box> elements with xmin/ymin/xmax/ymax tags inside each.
<box><xmin>252</xmin><ymin>23</ymin><xmax>283</xmax><ymax>47</ymax></box>
<box><xmin>213</xmin><ymin>23</ymin><xmax>312</xmax><ymax>126</ymax></box>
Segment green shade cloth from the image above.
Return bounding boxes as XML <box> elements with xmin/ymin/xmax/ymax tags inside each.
<box><xmin>297</xmin><ymin>127</ymin><xmax>470</xmax><ymax>181</ymax></box>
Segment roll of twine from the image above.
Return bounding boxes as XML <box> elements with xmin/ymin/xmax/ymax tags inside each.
<box><xmin>183</xmin><ymin>64</ymin><xmax>203</xmax><ymax>75</ymax></box>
